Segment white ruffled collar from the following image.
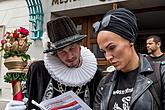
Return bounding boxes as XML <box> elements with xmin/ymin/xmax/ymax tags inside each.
<box><xmin>44</xmin><ymin>46</ymin><xmax>97</xmax><ymax>87</ymax></box>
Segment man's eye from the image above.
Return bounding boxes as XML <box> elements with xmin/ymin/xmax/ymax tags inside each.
<box><xmin>57</xmin><ymin>51</ymin><xmax>65</xmax><ymax>55</ymax></box>
<box><xmin>70</xmin><ymin>47</ymin><xmax>75</xmax><ymax>51</ymax></box>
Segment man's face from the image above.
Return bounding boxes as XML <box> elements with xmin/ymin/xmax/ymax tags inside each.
<box><xmin>56</xmin><ymin>43</ymin><xmax>81</xmax><ymax>68</ymax></box>
<box><xmin>97</xmin><ymin>31</ymin><xmax>134</xmax><ymax>72</ymax></box>
<box><xmin>146</xmin><ymin>38</ymin><xmax>159</xmax><ymax>54</ymax></box>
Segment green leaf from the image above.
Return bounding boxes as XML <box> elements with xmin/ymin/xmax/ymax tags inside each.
<box><xmin>4</xmin><ymin>73</ymin><xmax>27</xmax><ymax>83</ymax></box>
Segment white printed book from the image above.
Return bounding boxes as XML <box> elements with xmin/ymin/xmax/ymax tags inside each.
<box><xmin>32</xmin><ymin>90</ymin><xmax>92</xmax><ymax>110</ymax></box>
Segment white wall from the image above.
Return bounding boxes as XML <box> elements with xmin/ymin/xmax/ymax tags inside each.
<box><xmin>0</xmin><ymin>0</ymin><xmax>51</xmax><ymax>105</ymax></box>
<box><xmin>0</xmin><ymin>0</ymin><xmax>29</xmax><ymax>102</ymax></box>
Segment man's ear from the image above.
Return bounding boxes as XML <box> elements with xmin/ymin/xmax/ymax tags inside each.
<box><xmin>77</xmin><ymin>42</ymin><xmax>81</xmax><ymax>50</ymax></box>
<box><xmin>157</xmin><ymin>42</ymin><xmax>161</xmax><ymax>47</ymax></box>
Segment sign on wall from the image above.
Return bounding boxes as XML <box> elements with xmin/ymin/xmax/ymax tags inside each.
<box><xmin>52</xmin><ymin>0</ymin><xmax>78</xmax><ymax>5</ymax></box>
<box><xmin>51</xmin><ymin>0</ymin><xmax>127</xmax><ymax>12</ymax></box>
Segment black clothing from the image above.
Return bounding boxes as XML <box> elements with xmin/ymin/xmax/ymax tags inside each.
<box><xmin>93</xmin><ymin>54</ymin><xmax>165</xmax><ymax>110</ymax></box>
<box><xmin>149</xmin><ymin>53</ymin><xmax>165</xmax><ymax>63</ymax></box>
<box><xmin>108</xmin><ymin>69</ymin><xmax>138</xmax><ymax>110</ymax></box>
<box><xmin>26</xmin><ymin>61</ymin><xmax>103</xmax><ymax>110</ymax></box>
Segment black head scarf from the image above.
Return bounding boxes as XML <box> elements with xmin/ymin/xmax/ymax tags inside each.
<box><xmin>94</xmin><ymin>8</ymin><xmax>138</xmax><ymax>42</ymax></box>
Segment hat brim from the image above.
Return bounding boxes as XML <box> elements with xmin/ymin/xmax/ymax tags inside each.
<box><xmin>44</xmin><ymin>35</ymin><xmax>86</xmax><ymax>53</ymax></box>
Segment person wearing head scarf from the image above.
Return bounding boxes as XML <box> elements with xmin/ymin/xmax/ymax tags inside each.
<box><xmin>93</xmin><ymin>8</ymin><xmax>165</xmax><ymax>110</ymax></box>
<box><xmin>5</xmin><ymin>16</ymin><xmax>103</xmax><ymax>110</ymax></box>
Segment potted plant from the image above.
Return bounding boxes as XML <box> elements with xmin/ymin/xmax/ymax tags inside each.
<box><xmin>0</xmin><ymin>27</ymin><xmax>32</xmax><ymax>101</ymax></box>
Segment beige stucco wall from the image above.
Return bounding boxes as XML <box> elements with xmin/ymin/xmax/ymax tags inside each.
<box><xmin>0</xmin><ymin>0</ymin><xmax>50</xmax><ymax>109</ymax></box>
<box><xmin>0</xmin><ymin>0</ymin><xmax>29</xmax><ymax>103</ymax></box>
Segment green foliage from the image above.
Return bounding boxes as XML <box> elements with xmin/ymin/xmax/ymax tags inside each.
<box><xmin>3</xmin><ymin>51</ymin><xmax>31</xmax><ymax>61</ymax></box>
<box><xmin>4</xmin><ymin>73</ymin><xmax>27</xmax><ymax>83</ymax></box>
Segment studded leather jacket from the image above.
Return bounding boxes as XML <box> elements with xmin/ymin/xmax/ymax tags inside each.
<box><xmin>93</xmin><ymin>54</ymin><xmax>165</xmax><ymax>110</ymax></box>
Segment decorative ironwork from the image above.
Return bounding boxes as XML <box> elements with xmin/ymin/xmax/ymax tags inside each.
<box><xmin>25</xmin><ymin>0</ymin><xmax>44</xmax><ymax>40</ymax></box>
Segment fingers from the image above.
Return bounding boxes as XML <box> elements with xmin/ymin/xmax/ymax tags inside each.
<box><xmin>23</xmin><ymin>97</ymin><xmax>28</xmax><ymax>103</ymax></box>
<box><xmin>8</xmin><ymin>100</ymin><xmax>25</xmax><ymax>106</ymax></box>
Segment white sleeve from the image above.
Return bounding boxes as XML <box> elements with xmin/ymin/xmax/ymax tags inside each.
<box><xmin>5</xmin><ymin>100</ymin><xmax>26</xmax><ymax>110</ymax></box>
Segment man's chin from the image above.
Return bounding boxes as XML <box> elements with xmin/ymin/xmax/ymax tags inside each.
<box><xmin>147</xmin><ymin>50</ymin><xmax>152</xmax><ymax>54</ymax></box>
<box><xmin>67</xmin><ymin>63</ymin><xmax>78</xmax><ymax>68</ymax></box>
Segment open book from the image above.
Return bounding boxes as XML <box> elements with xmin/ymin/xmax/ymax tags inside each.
<box><xmin>32</xmin><ymin>91</ymin><xmax>92</xmax><ymax>110</ymax></box>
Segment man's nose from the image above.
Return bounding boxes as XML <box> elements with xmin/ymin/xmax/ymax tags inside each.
<box><xmin>146</xmin><ymin>44</ymin><xmax>150</xmax><ymax>48</ymax></box>
<box><xmin>67</xmin><ymin>52</ymin><xmax>74</xmax><ymax>59</ymax></box>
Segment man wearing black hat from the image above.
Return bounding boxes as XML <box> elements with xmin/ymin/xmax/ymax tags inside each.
<box><xmin>5</xmin><ymin>16</ymin><xmax>103</xmax><ymax>110</ymax></box>
<box><xmin>93</xmin><ymin>8</ymin><xmax>165</xmax><ymax>110</ymax></box>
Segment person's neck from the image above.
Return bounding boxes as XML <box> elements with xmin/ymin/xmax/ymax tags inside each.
<box><xmin>121</xmin><ymin>52</ymin><xmax>140</xmax><ymax>73</ymax></box>
<box><xmin>73</xmin><ymin>56</ymin><xmax>83</xmax><ymax>68</ymax></box>
<box><xmin>151</xmin><ymin>50</ymin><xmax>163</xmax><ymax>57</ymax></box>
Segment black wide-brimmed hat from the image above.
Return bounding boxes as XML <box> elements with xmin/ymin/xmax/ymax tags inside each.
<box><xmin>44</xmin><ymin>16</ymin><xmax>86</xmax><ymax>53</ymax></box>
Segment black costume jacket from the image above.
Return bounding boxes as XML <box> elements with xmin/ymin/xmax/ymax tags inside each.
<box><xmin>26</xmin><ymin>61</ymin><xmax>103</xmax><ymax>110</ymax></box>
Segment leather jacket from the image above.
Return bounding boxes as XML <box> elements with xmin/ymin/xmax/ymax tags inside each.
<box><xmin>93</xmin><ymin>54</ymin><xmax>165</xmax><ymax>110</ymax></box>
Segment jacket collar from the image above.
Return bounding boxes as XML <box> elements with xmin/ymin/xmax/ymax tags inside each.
<box><xmin>130</xmin><ymin>54</ymin><xmax>154</xmax><ymax>108</ymax></box>
<box><xmin>109</xmin><ymin>54</ymin><xmax>154</xmax><ymax>82</ymax></box>
<box><xmin>101</xmin><ymin>54</ymin><xmax>154</xmax><ymax>110</ymax></box>
<box><xmin>138</xmin><ymin>53</ymin><xmax>153</xmax><ymax>74</ymax></box>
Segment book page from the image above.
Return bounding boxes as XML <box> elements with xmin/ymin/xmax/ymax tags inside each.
<box><xmin>32</xmin><ymin>91</ymin><xmax>92</xmax><ymax>110</ymax></box>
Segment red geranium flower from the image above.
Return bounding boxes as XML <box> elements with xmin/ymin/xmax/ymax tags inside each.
<box><xmin>18</xmin><ymin>27</ymin><xmax>29</xmax><ymax>36</ymax></box>
<box><xmin>1</xmin><ymin>39</ymin><xmax>6</xmax><ymax>45</ymax></box>
<box><xmin>13</xmin><ymin>33</ymin><xmax>19</xmax><ymax>38</ymax></box>
<box><xmin>4</xmin><ymin>32</ymin><xmax>11</xmax><ymax>38</ymax></box>
<box><xmin>0</xmin><ymin>27</ymin><xmax>32</xmax><ymax>61</ymax></box>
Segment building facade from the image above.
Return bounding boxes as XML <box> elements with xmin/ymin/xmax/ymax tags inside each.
<box><xmin>49</xmin><ymin>0</ymin><xmax>165</xmax><ymax>69</ymax></box>
<box><xmin>0</xmin><ymin>0</ymin><xmax>165</xmax><ymax>108</ymax></box>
